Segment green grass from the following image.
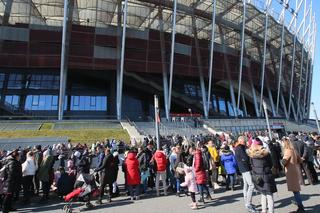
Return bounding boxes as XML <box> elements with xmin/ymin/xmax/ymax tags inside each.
<box><xmin>0</xmin><ymin>128</ymin><xmax>130</xmax><ymax>144</ymax></box>
<box><xmin>39</xmin><ymin>123</ymin><xmax>54</xmax><ymax>130</ymax></box>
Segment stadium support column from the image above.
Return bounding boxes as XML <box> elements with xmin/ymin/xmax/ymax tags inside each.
<box><xmin>159</xmin><ymin>6</ymin><xmax>170</xmax><ymax>121</ymax></box>
<box><xmin>259</xmin><ymin>0</ymin><xmax>271</xmax><ymax>117</ymax></box>
<box><xmin>168</xmin><ymin>0</ymin><xmax>177</xmax><ymax>120</ymax></box>
<box><xmin>58</xmin><ymin>0</ymin><xmax>73</xmax><ymax>120</ymax></box>
<box><xmin>236</xmin><ymin>0</ymin><xmax>247</xmax><ymax>116</ymax></box>
<box><xmin>2</xmin><ymin>0</ymin><xmax>13</xmax><ymax>25</ymax></box>
<box><xmin>302</xmin><ymin>10</ymin><xmax>313</xmax><ymax>119</ymax></box>
<box><xmin>116</xmin><ymin>0</ymin><xmax>128</xmax><ymax>120</ymax></box>
<box><xmin>281</xmin><ymin>93</ymin><xmax>288</xmax><ymax>118</ymax></box>
<box><xmin>241</xmin><ymin>94</ymin><xmax>248</xmax><ymax>117</ymax></box>
<box><xmin>206</xmin><ymin>0</ymin><xmax>217</xmax><ymax>119</ymax></box>
<box><xmin>296</xmin><ymin>0</ymin><xmax>307</xmax><ymax>122</ymax></box>
<box><xmin>275</xmin><ymin>0</ymin><xmax>288</xmax><ymax>116</ymax></box>
<box><xmin>288</xmin><ymin>27</ymin><xmax>297</xmax><ymax>119</ymax></box>
<box><xmin>192</xmin><ymin>9</ymin><xmax>208</xmax><ymax>119</ymax></box>
<box><xmin>267</xmin><ymin>86</ymin><xmax>276</xmax><ymax>117</ymax></box>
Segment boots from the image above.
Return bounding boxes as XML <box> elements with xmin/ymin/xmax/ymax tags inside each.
<box><xmin>296</xmin><ymin>205</ymin><xmax>305</xmax><ymax>212</ymax></box>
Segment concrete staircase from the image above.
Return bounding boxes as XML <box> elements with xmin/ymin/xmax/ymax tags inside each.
<box><xmin>121</xmin><ymin>121</ymin><xmax>145</xmax><ymax>142</ymax></box>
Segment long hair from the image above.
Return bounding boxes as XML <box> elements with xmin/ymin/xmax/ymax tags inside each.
<box><xmin>282</xmin><ymin>138</ymin><xmax>294</xmax><ymax>150</ymax></box>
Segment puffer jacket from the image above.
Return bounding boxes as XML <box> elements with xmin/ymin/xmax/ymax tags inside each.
<box><xmin>3</xmin><ymin>156</ymin><xmax>22</xmax><ymax>194</ymax></box>
<box><xmin>180</xmin><ymin>166</ymin><xmax>197</xmax><ymax>193</ymax></box>
<box><xmin>154</xmin><ymin>151</ymin><xmax>167</xmax><ymax>172</ymax></box>
<box><xmin>22</xmin><ymin>157</ymin><xmax>38</xmax><ymax>176</ymax></box>
<box><xmin>248</xmin><ymin>145</ymin><xmax>277</xmax><ymax>194</ymax></box>
<box><xmin>124</xmin><ymin>152</ymin><xmax>140</xmax><ymax>185</ymax></box>
<box><xmin>220</xmin><ymin>150</ymin><xmax>237</xmax><ymax>175</ymax></box>
<box><xmin>194</xmin><ymin>149</ymin><xmax>207</xmax><ymax>184</ymax></box>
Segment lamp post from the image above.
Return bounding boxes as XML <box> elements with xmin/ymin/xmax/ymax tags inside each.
<box><xmin>154</xmin><ymin>95</ymin><xmax>160</xmax><ymax>150</ymax></box>
<box><xmin>311</xmin><ymin>102</ymin><xmax>320</xmax><ymax>134</ymax></box>
<box><xmin>263</xmin><ymin>100</ymin><xmax>272</xmax><ymax>140</ymax></box>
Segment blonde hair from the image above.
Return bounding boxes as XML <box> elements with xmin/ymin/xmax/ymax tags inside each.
<box><xmin>282</xmin><ymin>138</ymin><xmax>294</xmax><ymax>150</ymax></box>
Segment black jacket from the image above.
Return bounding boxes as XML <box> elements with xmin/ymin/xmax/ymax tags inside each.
<box><xmin>248</xmin><ymin>146</ymin><xmax>277</xmax><ymax>194</ymax></box>
<box><xmin>291</xmin><ymin>140</ymin><xmax>307</xmax><ymax>159</ymax></box>
<box><xmin>95</xmin><ymin>153</ymin><xmax>116</xmax><ymax>183</ymax></box>
<box><xmin>3</xmin><ymin>156</ymin><xmax>22</xmax><ymax>194</ymax></box>
<box><xmin>234</xmin><ymin>144</ymin><xmax>251</xmax><ymax>173</ymax></box>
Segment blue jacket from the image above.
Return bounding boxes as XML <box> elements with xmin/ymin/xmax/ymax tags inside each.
<box><xmin>221</xmin><ymin>150</ymin><xmax>237</xmax><ymax>175</ymax></box>
<box><xmin>97</xmin><ymin>152</ymin><xmax>105</xmax><ymax>168</ymax></box>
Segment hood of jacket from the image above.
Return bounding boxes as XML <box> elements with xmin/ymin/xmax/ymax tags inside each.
<box><xmin>127</xmin><ymin>152</ymin><xmax>137</xmax><ymax>160</ymax></box>
<box><xmin>247</xmin><ymin>145</ymin><xmax>269</xmax><ymax>159</ymax></box>
<box><xmin>221</xmin><ymin>149</ymin><xmax>233</xmax><ymax>155</ymax></box>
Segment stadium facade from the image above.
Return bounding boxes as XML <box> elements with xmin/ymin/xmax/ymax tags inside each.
<box><xmin>0</xmin><ymin>0</ymin><xmax>316</xmax><ymax>121</ymax></box>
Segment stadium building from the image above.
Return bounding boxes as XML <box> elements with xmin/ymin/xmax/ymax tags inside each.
<box><xmin>0</xmin><ymin>0</ymin><xmax>316</xmax><ymax>121</ymax></box>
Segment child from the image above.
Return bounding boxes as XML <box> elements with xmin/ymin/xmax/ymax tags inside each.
<box><xmin>220</xmin><ymin>145</ymin><xmax>237</xmax><ymax>191</ymax></box>
<box><xmin>180</xmin><ymin>157</ymin><xmax>198</xmax><ymax>210</ymax></box>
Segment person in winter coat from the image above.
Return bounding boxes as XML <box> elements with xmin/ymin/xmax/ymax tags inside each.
<box><xmin>21</xmin><ymin>151</ymin><xmax>37</xmax><ymax>204</ymax></box>
<box><xmin>234</xmin><ymin>136</ymin><xmax>256</xmax><ymax>212</ymax></box>
<box><xmin>95</xmin><ymin>148</ymin><xmax>115</xmax><ymax>204</ymax></box>
<box><xmin>207</xmin><ymin>140</ymin><xmax>220</xmax><ymax>190</ymax></box>
<box><xmin>220</xmin><ymin>145</ymin><xmax>237</xmax><ymax>191</ymax></box>
<box><xmin>194</xmin><ymin>147</ymin><xmax>212</xmax><ymax>203</ymax></box>
<box><xmin>2</xmin><ymin>149</ymin><xmax>21</xmax><ymax>213</ymax></box>
<box><xmin>290</xmin><ymin>135</ymin><xmax>312</xmax><ymax>185</ymax></box>
<box><xmin>180</xmin><ymin>157</ymin><xmax>198</xmax><ymax>210</ymax></box>
<box><xmin>37</xmin><ymin>149</ymin><xmax>55</xmax><ymax>201</ymax></box>
<box><xmin>137</xmin><ymin>147</ymin><xmax>148</xmax><ymax>193</ymax></box>
<box><xmin>33</xmin><ymin>145</ymin><xmax>43</xmax><ymax>195</ymax></box>
<box><xmin>282</xmin><ymin>138</ymin><xmax>305</xmax><ymax>213</ymax></box>
<box><xmin>248</xmin><ymin>139</ymin><xmax>277</xmax><ymax>213</ymax></box>
<box><xmin>123</xmin><ymin>151</ymin><xmax>141</xmax><ymax>200</ymax></box>
<box><xmin>57</xmin><ymin>167</ymin><xmax>74</xmax><ymax>197</ymax></box>
<box><xmin>152</xmin><ymin>149</ymin><xmax>168</xmax><ymax>196</ymax></box>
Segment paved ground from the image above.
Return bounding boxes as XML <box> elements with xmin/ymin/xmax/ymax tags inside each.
<box><xmin>13</xmin><ymin>174</ymin><xmax>320</xmax><ymax>213</ymax></box>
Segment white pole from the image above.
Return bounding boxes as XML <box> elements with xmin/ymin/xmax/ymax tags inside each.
<box><xmin>312</xmin><ymin>102</ymin><xmax>320</xmax><ymax>134</ymax></box>
<box><xmin>263</xmin><ymin>100</ymin><xmax>272</xmax><ymax>140</ymax></box>
<box><xmin>154</xmin><ymin>95</ymin><xmax>160</xmax><ymax>150</ymax></box>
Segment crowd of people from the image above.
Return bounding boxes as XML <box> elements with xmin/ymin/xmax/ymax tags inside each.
<box><xmin>0</xmin><ymin>131</ymin><xmax>319</xmax><ymax>213</ymax></box>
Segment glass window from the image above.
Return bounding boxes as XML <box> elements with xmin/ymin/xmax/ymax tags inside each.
<box><xmin>227</xmin><ymin>101</ymin><xmax>235</xmax><ymax>116</ymax></box>
<box><xmin>0</xmin><ymin>73</ymin><xmax>5</xmax><ymax>89</ymax></box>
<box><xmin>8</xmin><ymin>74</ymin><xmax>23</xmax><ymax>89</ymax></box>
<box><xmin>90</xmin><ymin>96</ymin><xmax>96</xmax><ymax>107</ymax></box>
<box><xmin>32</xmin><ymin>95</ymin><xmax>39</xmax><ymax>106</ymax></box>
<box><xmin>70</xmin><ymin>96</ymin><xmax>107</xmax><ymax>111</ymax></box>
<box><xmin>212</xmin><ymin>95</ymin><xmax>218</xmax><ymax>112</ymax></box>
<box><xmin>218</xmin><ymin>97</ymin><xmax>226</xmax><ymax>114</ymax></box>
<box><xmin>25</xmin><ymin>95</ymin><xmax>59</xmax><ymax>110</ymax></box>
<box><xmin>5</xmin><ymin>95</ymin><xmax>19</xmax><ymax>107</ymax></box>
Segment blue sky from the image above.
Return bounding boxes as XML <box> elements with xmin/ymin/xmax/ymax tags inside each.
<box><xmin>310</xmin><ymin>0</ymin><xmax>319</xmax><ymax>119</ymax></box>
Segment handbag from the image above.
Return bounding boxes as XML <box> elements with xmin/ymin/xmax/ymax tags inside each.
<box><xmin>252</xmin><ymin>174</ymin><xmax>264</xmax><ymax>187</ymax></box>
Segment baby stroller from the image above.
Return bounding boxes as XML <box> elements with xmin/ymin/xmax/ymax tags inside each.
<box><xmin>63</xmin><ymin>173</ymin><xmax>99</xmax><ymax>213</ymax></box>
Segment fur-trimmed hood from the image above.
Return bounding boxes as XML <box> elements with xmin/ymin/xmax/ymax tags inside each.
<box><xmin>247</xmin><ymin>145</ymin><xmax>269</xmax><ymax>159</ymax></box>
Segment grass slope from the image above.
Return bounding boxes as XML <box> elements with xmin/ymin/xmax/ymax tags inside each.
<box><xmin>0</xmin><ymin>128</ymin><xmax>130</xmax><ymax>144</ymax></box>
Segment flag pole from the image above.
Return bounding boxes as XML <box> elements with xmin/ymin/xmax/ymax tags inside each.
<box><xmin>154</xmin><ymin>95</ymin><xmax>160</xmax><ymax>150</ymax></box>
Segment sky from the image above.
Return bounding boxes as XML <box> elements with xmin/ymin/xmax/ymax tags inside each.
<box><xmin>310</xmin><ymin>0</ymin><xmax>319</xmax><ymax>119</ymax></box>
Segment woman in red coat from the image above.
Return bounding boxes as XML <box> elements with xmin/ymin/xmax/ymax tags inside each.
<box><xmin>194</xmin><ymin>148</ymin><xmax>212</xmax><ymax>203</ymax></box>
<box><xmin>123</xmin><ymin>151</ymin><xmax>141</xmax><ymax>200</ymax></box>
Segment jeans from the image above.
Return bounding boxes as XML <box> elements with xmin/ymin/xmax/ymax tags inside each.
<box><xmin>293</xmin><ymin>191</ymin><xmax>303</xmax><ymax>206</ymax></box>
<box><xmin>176</xmin><ymin>178</ymin><xmax>181</xmax><ymax>192</ymax></box>
<box><xmin>261</xmin><ymin>192</ymin><xmax>274</xmax><ymax>213</ymax></box>
<box><xmin>128</xmin><ymin>185</ymin><xmax>140</xmax><ymax>198</ymax></box>
<box><xmin>242</xmin><ymin>171</ymin><xmax>254</xmax><ymax>207</ymax></box>
<box><xmin>226</xmin><ymin>173</ymin><xmax>235</xmax><ymax>189</ymax></box>
<box><xmin>156</xmin><ymin>171</ymin><xmax>167</xmax><ymax>195</ymax></box>
<box><xmin>42</xmin><ymin>181</ymin><xmax>50</xmax><ymax>198</ymax></box>
<box><xmin>198</xmin><ymin>184</ymin><xmax>210</xmax><ymax>198</ymax></box>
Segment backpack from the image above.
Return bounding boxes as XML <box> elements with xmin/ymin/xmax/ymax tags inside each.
<box><xmin>202</xmin><ymin>153</ymin><xmax>210</xmax><ymax>171</ymax></box>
